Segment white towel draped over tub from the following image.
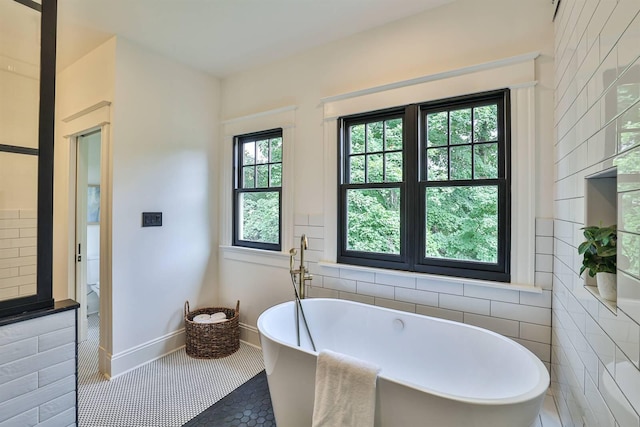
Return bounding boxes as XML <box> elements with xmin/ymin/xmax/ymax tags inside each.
<box><xmin>312</xmin><ymin>349</ymin><xmax>381</xmax><ymax>427</ymax></box>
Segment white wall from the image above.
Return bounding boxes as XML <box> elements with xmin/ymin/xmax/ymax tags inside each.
<box><xmin>218</xmin><ymin>0</ymin><xmax>557</xmax><ymax>358</ymax></box>
<box><xmin>54</xmin><ymin>37</ymin><xmax>116</xmax><ymax>301</ymax></box>
<box><xmin>552</xmin><ymin>1</ymin><xmax>640</xmax><ymax>425</ymax></box>
<box><xmin>54</xmin><ymin>37</ymin><xmax>220</xmax><ymax>376</ymax></box>
<box><xmin>109</xmin><ymin>38</ymin><xmax>219</xmax><ymax>371</ymax></box>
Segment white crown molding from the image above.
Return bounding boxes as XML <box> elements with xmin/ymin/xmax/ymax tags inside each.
<box><xmin>320</xmin><ymin>51</ymin><xmax>541</xmax><ymax>104</ymax></box>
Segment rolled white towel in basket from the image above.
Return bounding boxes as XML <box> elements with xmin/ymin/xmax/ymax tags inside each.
<box><xmin>193</xmin><ymin>314</ymin><xmax>211</xmax><ymax>323</ymax></box>
<box><xmin>210</xmin><ymin>312</ymin><xmax>227</xmax><ymax>321</ymax></box>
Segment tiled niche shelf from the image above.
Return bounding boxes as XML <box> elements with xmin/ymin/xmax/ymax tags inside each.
<box><xmin>584</xmin><ymin>284</ymin><xmax>617</xmax><ymax>313</ymax></box>
<box><xmin>584</xmin><ymin>167</ymin><xmax>618</xmax><ymax>314</ymax></box>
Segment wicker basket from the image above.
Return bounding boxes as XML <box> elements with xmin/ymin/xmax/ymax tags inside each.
<box><xmin>184</xmin><ymin>300</ymin><xmax>240</xmax><ymax>359</ymax></box>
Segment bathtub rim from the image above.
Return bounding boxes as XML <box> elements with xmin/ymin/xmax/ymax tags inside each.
<box><xmin>257</xmin><ymin>297</ymin><xmax>549</xmax><ymax>407</ymax></box>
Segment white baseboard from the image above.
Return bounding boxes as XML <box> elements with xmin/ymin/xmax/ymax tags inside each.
<box><xmin>106</xmin><ymin>328</ymin><xmax>186</xmax><ymax>379</ymax></box>
<box><xmin>239</xmin><ymin>322</ymin><xmax>261</xmax><ymax>348</ymax></box>
<box><xmin>99</xmin><ymin>324</ymin><xmax>261</xmax><ymax>380</ymax></box>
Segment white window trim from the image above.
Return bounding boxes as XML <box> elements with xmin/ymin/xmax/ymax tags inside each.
<box><xmin>322</xmin><ymin>52</ymin><xmax>539</xmax><ymax>287</ymax></box>
<box><xmin>220</xmin><ymin>106</ymin><xmax>296</xmax><ymax>253</ymax></box>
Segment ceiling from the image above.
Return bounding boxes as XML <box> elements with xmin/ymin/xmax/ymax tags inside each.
<box><xmin>56</xmin><ymin>0</ymin><xmax>452</xmax><ymax>77</ymax></box>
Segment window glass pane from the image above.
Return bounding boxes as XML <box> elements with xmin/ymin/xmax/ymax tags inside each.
<box><xmin>346</xmin><ymin>188</ymin><xmax>400</xmax><ymax>254</ymax></box>
<box><xmin>450</xmin><ymin>108</ymin><xmax>471</xmax><ymax>145</ymax></box>
<box><xmin>367</xmin><ymin>153</ymin><xmax>383</xmax><ymax>183</ymax></box>
<box><xmin>0</xmin><ymin>1</ymin><xmax>40</xmax><ymax>150</ymax></box>
<box><xmin>350</xmin><ymin>155</ymin><xmax>365</xmax><ymax>183</ymax></box>
<box><xmin>366</xmin><ymin>121</ymin><xmax>383</xmax><ymax>152</ymax></box>
<box><xmin>619</xmin><ymin>101</ymin><xmax>640</xmax><ymax>151</ymax></box>
<box><xmin>256</xmin><ymin>164</ymin><xmax>269</xmax><ymax>187</ymax></box>
<box><xmin>473</xmin><ymin>104</ymin><xmax>498</xmax><ymax>142</ymax></box>
<box><xmin>256</xmin><ymin>140</ymin><xmax>269</xmax><ymax>164</ymax></box>
<box><xmin>270</xmin><ymin>138</ymin><xmax>282</xmax><ymax>162</ymax></box>
<box><xmin>427</xmin><ymin>112</ymin><xmax>447</xmax><ymax>147</ymax></box>
<box><xmin>617</xmin><ymin>83</ymin><xmax>640</xmax><ymax>114</ymax></box>
<box><xmin>350</xmin><ymin>124</ymin><xmax>365</xmax><ymax>154</ymax></box>
<box><xmin>270</xmin><ymin>164</ymin><xmax>282</xmax><ymax>187</ymax></box>
<box><xmin>620</xmin><ymin>131</ymin><xmax>640</xmax><ymax>152</ymax></box>
<box><xmin>426</xmin><ymin>147</ymin><xmax>448</xmax><ymax>181</ymax></box>
<box><xmin>425</xmin><ymin>186</ymin><xmax>498</xmax><ymax>263</ymax></box>
<box><xmin>385</xmin><ymin>152</ymin><xmax>403</xmax><ymax>182</ymax></box>
<box><xmin>0</xmin><ymin>151</ymin><xmax>38</xmax><ymax>302</ymax></box>
<box><xmin>239</xmin><ymin>192</ymin><xmax>279</xmax><ymax>244</ymax></box>
<box><xmin>474</xmin><ymin>143</ymin><xmax>498</xmax><ymax>179</ymax></box>
<box><xmin>385</xmin><ymin>118</ymin><xmax>403</xmax><ymax>150</ymax></box>
<box><xmin>243</xmin><ymin>142</ymin><xmax>255</xmax><ymax>165</ymax></box>
<box><xmin>242</xmin><ymin>166</ymin><xmax>254</xmax><ymax>188</ymax></box>
<box><xmin>450</xmin><ymin>146</ymin><xmax>472</xmax><ymax>180</ymax></box>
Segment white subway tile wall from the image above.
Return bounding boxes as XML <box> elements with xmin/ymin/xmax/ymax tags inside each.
<box><xmin>0</xmin><ymin>210</ymin><xmax>37</xmax><ymax>302</ymax></box>
<box><xmin>296</xmin><ymin>214</ymin><xmax>553</xmax><ymax>369</ymax></box>
<box><xmin>553</xmin><ymin>0</ymin><xmax>640</xmax><ymax>425</ymax></box>
<box><xmin>0</xmin><ymin>310</ymin><xmax>77</xmax><ymax>426</ymax></box>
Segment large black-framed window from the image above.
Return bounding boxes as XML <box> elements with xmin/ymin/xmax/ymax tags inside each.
<box><xmin>233</xmin><ymin>129</ymin><xmax>283</xmax><ymax>251</ymax></box>
<box><xmin>338</xmin><ymin>89</ymin><xmax>511</xmax><ymax>282</ymax></box>
<box><xmin>0</xmin><ymin>0</ymin><xmax>56</xmax><ymax>318</ymax></box>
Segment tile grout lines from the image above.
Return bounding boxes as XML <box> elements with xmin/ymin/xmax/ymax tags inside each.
<box><xmin>78</xmin><ymin>314</ymin><xmax>265</xmax><ymax>427</ymax></box>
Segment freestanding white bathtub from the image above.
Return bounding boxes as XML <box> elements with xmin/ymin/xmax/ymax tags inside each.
<box><xmin>257</xmin><ymin>298</ymin><xmax>549</xmax><ymax>427</ymax></box>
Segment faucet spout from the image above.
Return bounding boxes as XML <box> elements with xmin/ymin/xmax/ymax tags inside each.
<box><xmin>289</xmin><ymin>234</ymin><xmax>312</xmax><ymax>299</ymax></box>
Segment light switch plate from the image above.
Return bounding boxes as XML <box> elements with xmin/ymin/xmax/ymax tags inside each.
<box><xmin>142</xmin><ymin>212</ymin><xmax>162</xmax><ymax>227</ymax></box>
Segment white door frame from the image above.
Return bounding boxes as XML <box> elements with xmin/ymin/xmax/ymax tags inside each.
<box><xmin>62</xmin><ymin>101</ymin><xmax>113</xmax><ymax>377</ymax></box>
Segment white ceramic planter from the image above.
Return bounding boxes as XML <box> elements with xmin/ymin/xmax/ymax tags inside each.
<box><xmin>596</xmin><ymin>272</ymin><xmax>617</xmax><ymax>302</ymax></box>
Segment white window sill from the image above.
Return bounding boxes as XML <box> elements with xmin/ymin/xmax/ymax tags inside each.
<box><xmin>317</xmin><ymin>261</ymin><xmax>542</xmax><ymax>294</ymax></box>
<box><xmin>220</xmin><ymin>245</ymin><xmax>290</xmax><ymax>269</ymax></box>
<box><xmin>220</xmin><ymin>245</ymin><xmax>541</xmax><ymax>294</ymax></box>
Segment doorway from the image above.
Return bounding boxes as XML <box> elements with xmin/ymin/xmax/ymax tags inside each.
<box><xmin>75</xmin><ymin>129</ymin><xmax>101</xmax><ymax>343</ymax></box>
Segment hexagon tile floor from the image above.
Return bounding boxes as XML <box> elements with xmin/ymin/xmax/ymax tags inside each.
<box><xmin>182</xmin><ymin>370</ymin><xmax>275</xmax><ymax>427</ymax></box>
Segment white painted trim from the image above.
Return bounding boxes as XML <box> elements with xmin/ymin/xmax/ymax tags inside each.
<box><xmin>317</xmin><ymin>261</ymin><xmax>542</xmax><ymax>293</ymax></box>
<box><xmin>239</xmin><ymin>323</ymin><xmax>261</xmax><ymax>349</ymax></box>
<box><xmin>510</xmin><ymin>85</ymin><xmax>537</xmax><ymax>286</ymax></box>
<box><xmin>320</xmin><ymin>52</ymin><xmax>540</xmax><ymax>104</ymax></box>
<box><xmin>102</xmin><ymin>329</ymin><xmax>263</xmax><ymax>381</ymax></box>
<box><xmin>221</xmin><ymin>105</ymin><xmax>298</xmax><ymax>125</ymax></box>
<box><xmin>60</xmin><ymin>100</ymin><xmax>114</xmax><ymax>378</ymax></box>
<box><xmin>510</xmin><ymin>81</ymin><xmax>539</xmax><ymax>90</ymax></box>
<box><xmin>322</xmin><ymin>59</ymin><xmax>537</xmax><ymax>121</ymax></box>
<box><xmin>62</xmin><ymin>100</ymin><xmax>112</xmax><ymax>123</ymax></box>
<box><xmin>107</xmin><ymin>328</ymin><xmax>186</xmax><ymax>380</ymax></box>
<box><xmin>220</xmin><ymin>108</ymin><xmax>296</xmax><ymax>250</ymax></box>
<box><xmin>219</xmin><ymin>244</ymin><xmax>540</xmax><ymax>293</ymax></box>
<box><xmin>98</xmin><ymin>122</ymin><xmax>113</xmax><ymax>377</ymax></box>
<box><xmin>61</xmin><ymin>101</ymin><xmax>111</xmax><ymax>138</ymax></box>
<box><xmin>322</xmin><ymin>55</ymin><xmax>540</xmax><ymax>287</ymax></box>
<box><xmin>323</xmin><ymin>120</ymin><xmax>339</xmax><ymax>263</ymax></box>
<box><xmin>220</xmin><ymin>245</ymin><xmax>289</xmax><ymax>269</ymax></box>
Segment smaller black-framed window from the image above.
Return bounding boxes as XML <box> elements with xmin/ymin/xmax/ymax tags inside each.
<box><xmin>233</xmin><ymin>129</ymin><xmax>283</xmax><ymax>251</ymax></box>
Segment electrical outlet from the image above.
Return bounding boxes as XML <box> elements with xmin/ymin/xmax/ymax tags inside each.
<box><xmin>142</xmin><ymin>212</ymin><xmax>162</xmax><ymax>227</ymax></box>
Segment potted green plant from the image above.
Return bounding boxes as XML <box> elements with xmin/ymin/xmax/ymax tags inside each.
<box><xmin>578</xmin><ymin>224</ymin><xmax>617</xmax><ymax>301</ymax></box>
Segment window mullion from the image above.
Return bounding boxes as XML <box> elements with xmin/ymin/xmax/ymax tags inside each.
<box><xmin>404</xmin><ymin>104</ymin><xmax>418</xmax><ymax>269</ymax></box>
